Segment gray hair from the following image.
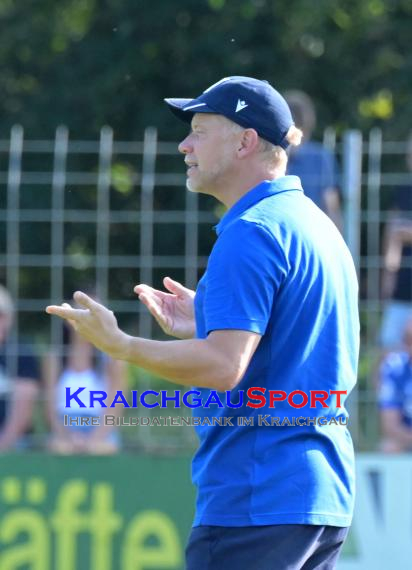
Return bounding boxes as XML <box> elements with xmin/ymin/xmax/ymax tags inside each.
<box><xmin>257</xmin><ymin>125</ymin><xmax>303</xmax><ymax>172</ymax></box>
<box><xmin>219</xmin><ymin>116</ymin><xmax>303</xmax><ymax>175</ymax></box>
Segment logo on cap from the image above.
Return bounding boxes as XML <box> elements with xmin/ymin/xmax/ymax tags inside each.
<box><xmin>235</xmin><ymin>99</ymin><xmax>248</xmax><ymax>113</ymax></box>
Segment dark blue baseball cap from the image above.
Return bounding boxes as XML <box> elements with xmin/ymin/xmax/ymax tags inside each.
<box><xmin>164</xmin><ymin>76</ymin><xmax>294</xmax><ymax>149</ymax></box>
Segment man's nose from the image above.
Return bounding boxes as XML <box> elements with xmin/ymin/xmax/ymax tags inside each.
<box><xmin>178</xmin><ymin>134</ymin><xmax>193</xmax><ymax>155</ymax></box>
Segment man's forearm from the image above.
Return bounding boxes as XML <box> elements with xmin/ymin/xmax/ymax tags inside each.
<box><xmin>46</xmin><ymin>293</ymin><xmax>259</xmax><ymax>391</ymax></box>
<box><xmin>115</xmin><ymin>334</ymin><xmax>235</xmax><ymax>390</ymax></box>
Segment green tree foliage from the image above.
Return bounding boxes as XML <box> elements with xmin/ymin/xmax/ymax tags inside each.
<box><xmin>0</xmin><ymin>0</ymin><xmax>412</xmax><ymax>139</ymax></box>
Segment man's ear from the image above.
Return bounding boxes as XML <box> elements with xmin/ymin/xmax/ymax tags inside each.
<box><xmin>236</xmin><ymin>129</ymin><xmax>259</xmax><ymax>158</ymax></box>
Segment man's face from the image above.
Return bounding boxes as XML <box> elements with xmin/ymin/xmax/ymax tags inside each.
<box><xmin>0</xmin><ymin>313</ymin><xmax>12</xmax><ymax>345</ymax></box>
<box><xmin>178</xmin><ymin>114</ymin><xmax>238</xmax><ymax>194</ymax></box>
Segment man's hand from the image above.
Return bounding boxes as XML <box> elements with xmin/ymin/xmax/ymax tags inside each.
<box><xmin>46</xmin><ymin>292</ymin><xmax>128</xmax><ymax>359</ymax></box>
<box><xmin>135</xmin><ymin>277</ymin><xmax>195</xmax><ymax>339</ymax></box>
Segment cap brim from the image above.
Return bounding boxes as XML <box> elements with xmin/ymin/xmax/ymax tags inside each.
<box><xmin>164</xmin><ymin>97</ymin><xmax>216</xmax><ymax>123</ymax></box>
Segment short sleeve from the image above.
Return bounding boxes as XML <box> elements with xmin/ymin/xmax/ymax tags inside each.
<box><xmin>203</xmin><ymin>220</ymin><xmax>287</xmax><ymax>335</ymax></box>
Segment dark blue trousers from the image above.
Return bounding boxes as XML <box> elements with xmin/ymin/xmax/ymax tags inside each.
<box><xmin>186</xmin><ymin>524</ymin><xmax>349</xmax><ymax>570</ymax></box>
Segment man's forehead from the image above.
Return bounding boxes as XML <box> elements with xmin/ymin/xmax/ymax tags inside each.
<box><xmin>191</xmin><ymin>113</ymin><xmax>221</xmax><ymax>128</ymax></box>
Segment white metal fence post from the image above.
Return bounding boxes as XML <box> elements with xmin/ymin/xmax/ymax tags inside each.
<box><xmin>342</xmin><ymin>129</ymin><xmax>363</xmax><ymax>447</ymax></box>
<box><xmin>6</xmin><ymin>125</ymin><xmax>24</xmax><ymax>376</ymax></box>
<box><xmin>96</xmin><ymin>126</ymin><xmax>114</xmax><ymax>304</ymax></box>
<box><xmin>139</xmin><ymin>127</ymin><xmax>157</xmax><ymax>339</ymax></box>
<box><xmin>50</xmin><ymin>125</ymin><xmax>69</xmax><ymax>350</ymax></box>
<box><xmin>342</xmin><ymin>130</ymin><xmax>363</xmax><ymax>272</ymax></box>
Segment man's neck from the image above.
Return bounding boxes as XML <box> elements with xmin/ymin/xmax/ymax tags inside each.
<box><xmin>217</xmin><ymin>168</ymin><xmax>286</xmax><ymax>209</ymax></box>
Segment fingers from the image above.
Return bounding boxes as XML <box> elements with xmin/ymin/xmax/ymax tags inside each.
<box><xmin>134</xmin><ymin>284</ymin><xmax>169</xmax><ymax>301</ymax></box>
<box><xmin>46</xmin><ymin>291</ymin><xmax>98</xmax><ymax>319</ymax></box>
<box><xmin>61</xmin><ymin>303</ymin><xmax>77</xmax><ymax>329</ymax></box>
<box><xmin>73</xmin><ymin>291</ymin><xmax>102</xmax><ymax>311</ymax></box>
<box><xmin>46</xmin><ymin>291</ymin><xmax>102</xmax><ymax>320</ymax></box>
<box><xmin>135</xmin><ymin>279</ymin><xmax>191</xmax><ymax>298</ymax></box>
<box><xmin>45</xmin><ymin>304</ymin><xmax>82</xmax><ymax>320</ymax></box>
<box><xmin>138</xmin><ymin>292</ymin><xmax>162</xmax><ymax>320</ymax></box>
<box><xmin>134</xmin><ymin>285</ymin><xmax>162</xmax><ymax>312</ymax></box>
<box><xmin>138</xmin><ymin>292</ymin><xmax>171</xmax><ymax>332</ymax></box>
<box><xmin>134</xmin><ymin>284</ymin><xmax>150</xmax><ymax>295</ymax></box>
<box><xmin>163</xmin><ymin>276</ymin><xmax>184</xmax><ymax>293</ymax></box>
<box><xmin>163</xmin><ymin>276</ymin><xmax>191</xmax><ymax>296</ymax></box>
<box><xmin>135</xmin><ymin>285</ymin><xmax>171</xmax><ymax>332</ymax></box>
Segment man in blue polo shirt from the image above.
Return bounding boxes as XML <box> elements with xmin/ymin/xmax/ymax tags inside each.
<box><xmin>46</xmin><ymin>76</ymin><xmax>360</xmax><ymax>569</ymax></box>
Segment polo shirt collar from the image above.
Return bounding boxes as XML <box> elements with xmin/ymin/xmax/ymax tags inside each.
<box><xmin>215</xmin><ymin>175</ymin><xmax>303</xmax><ymax>236</ymax></box>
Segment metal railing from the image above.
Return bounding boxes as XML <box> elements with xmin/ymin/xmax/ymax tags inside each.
<box><xmin>1</xmin><ymin>125</ymin><xmax>410</xmax><ymax>451</ymax></box>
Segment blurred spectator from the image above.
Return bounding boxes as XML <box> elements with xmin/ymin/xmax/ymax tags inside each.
<box><xmin>0</xmin><ymin>284</ymin><xmax>41</xmax><ymax>451</ymax></box>
<box><xmin>378</xmin><ymin>319</ymin><xmax>412</xmax><ymax>453</ymax></box>
<box><xmin>380</xmin><ymin>134</ymin><xmax>412</xmax><ymax>350</ymax></box>
<box><xmin>284</xmin><ymin>90</ymin><xmax>343</xmax><ymax>230</ymax></box>
<box><xmin>44</xmin><ymin>322</ymin><xmax>126</xmax><ymax>455</ymax></box>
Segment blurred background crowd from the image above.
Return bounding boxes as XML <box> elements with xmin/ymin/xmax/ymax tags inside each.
<box><xmin>2</xmin><ymin>0</ymin><xmax>412</xmax><ymax>457</ymax></box>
